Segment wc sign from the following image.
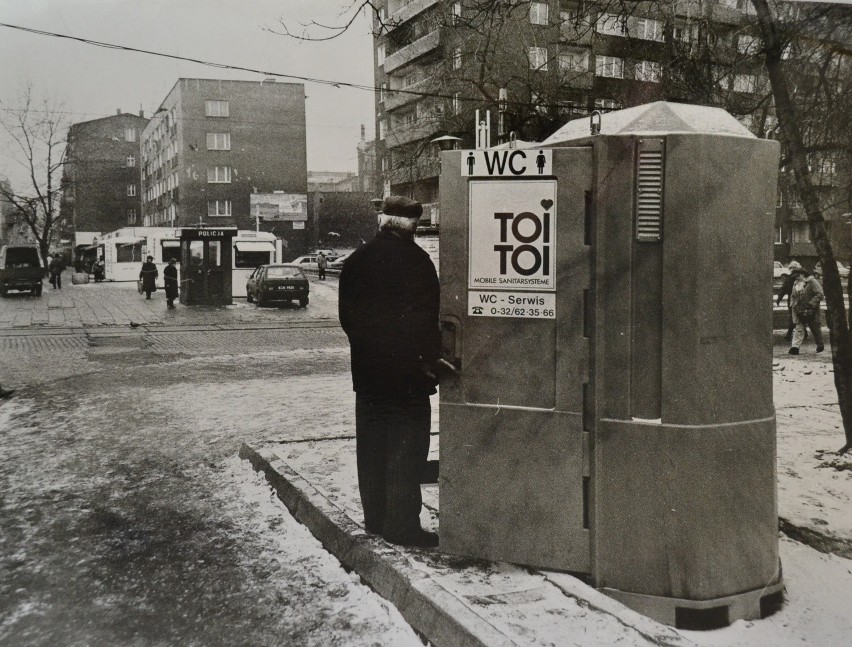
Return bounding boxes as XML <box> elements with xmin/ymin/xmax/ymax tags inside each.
<box><xmin>461</xmin><ymin>149</ymin><xmax>552</xmax><ymax>177</ymax></box>
<box><xmin>468</xmin><ymin>179</ymin><xmax>557</xmax><ymax>293</ymax></box>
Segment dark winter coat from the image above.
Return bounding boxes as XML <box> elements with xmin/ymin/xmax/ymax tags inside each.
<box><xmin>164</xmin><ymin>264</ymin><xmax>179</xmax><ymax>299</ymax></box>
<box><xmin>139</xmin><ymin>261</ymin><xmax>158</xmax><ymax>292</ymax></box>
<box><xmin>48</xmin><ymin>257</ymin><xmax>65</xmax><ymax>275</ymax></box>
<box><xmin>338</xmin><ymin>230</ymin><xmax>440</xmax><ymax>397</ymax></box>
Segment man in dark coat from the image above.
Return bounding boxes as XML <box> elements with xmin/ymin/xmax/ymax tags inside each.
<box><xmin>776</xmin><ymin>261</ymin><xmax>802</xmax><ymax>341</ymax></box>
<box><xmin>164</xmin><ymin>258</ymin><xmax>179</xmax><ymax>309</ymax></box>
<box><xmin>339</xmin><ymin>196</ymin><xmax>443</xmax><ymax>548</ymax></box>
<box><xmin>48</xmin><ymin>255</ymin><xmax>65</xmax><ymax>290</ymax></box>
<box><xmin>139</xmin><ymin>255</ymin><xmax>158</xmax><ymax>300</ymax></box>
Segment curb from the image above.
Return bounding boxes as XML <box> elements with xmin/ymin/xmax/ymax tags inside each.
<box><xmin>239</xmin><ymin>442</ymin><xmax>517</xmax><ymax>647</ymax></box>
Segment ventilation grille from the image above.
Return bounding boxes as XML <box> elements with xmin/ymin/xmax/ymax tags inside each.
<box><xmin>635</xmin><ymin>140</ymin><xmax>664</xmax><ymax>242</ymax></box>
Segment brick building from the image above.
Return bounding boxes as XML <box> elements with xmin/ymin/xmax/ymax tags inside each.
<box><xmin>140</xmin><ymin>78</ymin><xmax>308</xmax><ymax>251</ymax></box>
<box><xmin>371</xmin><ymin>1</ymin><xmax>850</xmax><ymax>267</ymax></box>
<box><xmin>59</xmin><ymin>111</ymin><xmax>149</xmax><ymax>244</ymax></box>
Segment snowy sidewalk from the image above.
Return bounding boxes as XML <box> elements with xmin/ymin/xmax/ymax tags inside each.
<box><xmin>242</xmin><ymin>349</ymin><xmax>852</xmax><ymax>646</ymax></box>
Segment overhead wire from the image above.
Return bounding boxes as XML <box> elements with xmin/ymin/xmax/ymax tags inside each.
<box><xmin>0</xmin><ymin>21</ymin><xmax>518</xmax><ymax>108</ymax></box>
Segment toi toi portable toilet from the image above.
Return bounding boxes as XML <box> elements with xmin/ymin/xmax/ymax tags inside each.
<box><xmin>438</xmin><ymin>102</ymin><xmax>783</xmax><ymax>628</ymax></box>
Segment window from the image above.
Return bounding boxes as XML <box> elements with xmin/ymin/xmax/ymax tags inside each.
<box><xmin>124</xmin><ymin>127</ymin><xmax>136</xmax><ymax>142</ymax></box>
<box><xmin>775</xmin><ymin>227</ymin><xmax>783</xmax><ymax>245</ymax></box>
<box><xmin>596</xmin><ymin>12</ymin><xmax>625</xmax><ymax>36</ymax></box>
<box><xmin>790</xmin><ymin>222</ymin><xmax>810</xmax><ymax>243</ymax></box>
<box><xmin>674</xmin><ymin>23</ymin><xmax>698</xmax><ymax>43</ymax></box>
<box><xmin>452</xmin><ymin>46</ymin><xmax>462</xmax><ymax>70</ymax></box>
<box><xmin>733</xmin><ymin>73</ymin><xmax>757</xmax><ymax>93</ymax></box>
<box><xmin>559</xmin><ymin>48</ymin><xmax>589</xmax><ymax>74</ymax></box>
<box><xmin>378</xmin><ymin>119</ymin><xmax>387</xmax><ymax>140</ymax></box>
<box><xmin>162</xmin><ymin>240</ymin><xmax>180</xmax><ymax>261</ymax></box>
<box><xmin>452</xmin><ymin>92</ymin><xmax>461</xmax><ymax>114</ymax></box>
<box><xmin>596</xmin><ymin>55</ymin><xmax>624</xmax><ymax>78</ymax></box>
<box><xmin>127</xmin><ymin>209</ymin><xmax>137</xmax><ymax>224</ymax></box>
<box><xmin>377</xmin><ymin>44</ymin><xmax>386</xmax><ymax>66</ymax></box>
<box><xmin>206</xmin><ymin>132</ymin><xmax>231</xmax><ymax>150</ymax></box>
<box><xmin>117</xmin><ymin>241</ymin><xmax>144</xmax><ymax>263</ymax></box>
<box><xmin>126</xmin><ymin>184</ymin><xmax>137</xmax><ymax>196</ymax></box>
<box><xmin>207</xmin><ymin>166</ymin><xmax>231</xmax><ymax>183</ymax></box>
<box><xmin>634</xmin><ymin>18</ymin><xmax>664</xmax><ymax>42</ymax></box>
<box><xmin>207</xmin><ymin>199</ymin><xmax>232</xmax><ymax>216</ymax></box>
<box><xmin>594</xmin><ymin>98</ymin><xmax>621</xmax><ymax>110</ymax></box>
<box><xmin>205</xmin><ymin>100</ymin><xmax>229</xmax><ymax>117</ymax></box>
<box><xmin>528</xmin><ymin>46</ymin><xmax>548</xmax><ymax>71</ymax></box>
<box><xmin>737</xmin><ymin>34</ymin><xmax>760</xmax><ymax>55</ymax></box>
<box><xmin>452</xmin><ymin>2</ymin><xmax>462</xmax><ymax>24</ymax></box>
<box><xmin>379</xmin><ymin>83</ymin><xmax>387</xmax><ymax>103</ymax></box>
<box><xmin>634</xmin><ymin>60</ymin><xmax>661</xmax><ymax>83</ymax></box>
<box><xmin>530</xmin><ymin>2</ymin><xmax>549</xmax><ymax>25</ymax></box>
<box><xmin>126</xmin><ymin>155</ymin><xmax>136</xmax><ymax>167</ymax></box>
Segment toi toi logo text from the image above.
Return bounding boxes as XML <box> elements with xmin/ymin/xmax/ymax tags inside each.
<box><xmin>492</xmin><ymin>211</ymin><xmax>551</xmax><ymax>276</ymax></box>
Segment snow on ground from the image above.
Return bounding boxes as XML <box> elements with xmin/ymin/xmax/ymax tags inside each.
<box><xmin>222</xmin><ymin>456</ymin><xmax>423</xmax><ymax>647</ymax></box>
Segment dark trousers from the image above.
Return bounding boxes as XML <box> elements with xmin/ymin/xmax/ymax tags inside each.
<box><xmin>318</xmin><ymin>268</ymin><xmax>326</xmax><ymax>280</ymax></box>
<box><xmin>355</xmin><ymin>391</ymin><xmax>431</xmax><ymax>540</ymax></box>
<box><xmin>51</xmin><ymin>272</ymin><xmax>61</xmax><ymax>289</ymax></box>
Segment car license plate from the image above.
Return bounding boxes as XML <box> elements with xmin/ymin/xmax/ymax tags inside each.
<box><xmin>277</xmin><ymin>285</ymin><xmax>293</xmax><ymax>290</ymax></box>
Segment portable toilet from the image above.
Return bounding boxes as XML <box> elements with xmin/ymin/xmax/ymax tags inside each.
<box><xmin>437</xmin><ymin>102</ymin><xmax>783</xmax><ymax>628</ymax></box>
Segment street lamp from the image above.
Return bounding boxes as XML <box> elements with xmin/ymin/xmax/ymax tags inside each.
<box><xmin>430</xmin><ymin>135</ymin><xmax>463</xmax><ymax>152</ymax></box>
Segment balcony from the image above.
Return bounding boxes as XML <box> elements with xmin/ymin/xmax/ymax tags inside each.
<box><xmin>384</xmin><ymin>76</ymin><xmax>433</xmax><ymax>111</ymax></box>
<box><xmin>388</xmin><ymin>0</ymin><xmax>440</xmax><ymax>30</ymax></box>
<box><xmin>384</xmin><ymin>118</ymin><xmax>442</xmax><ymax>148</ymax></box>
<box><xmin>384</xmin><ymin>30</ymin><xmax>441</xmax><ymax>73</ymax></box>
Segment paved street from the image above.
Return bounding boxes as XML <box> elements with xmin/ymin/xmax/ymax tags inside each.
<box><xmin>0</xmin><ymin>277</ymin><xmax>423</xmax><ymax>646</ymax></box>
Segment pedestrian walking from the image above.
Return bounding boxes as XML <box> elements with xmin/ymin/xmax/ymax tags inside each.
<box><xmin>48</xmin><ymin>255</ymin><xmax>65</xmax><ymax>290</ymax></box>
<box><xmin>93</xmin><ymin>259</ymin><xmax>105</xmax><ymax>282</ymax></box>
<box><xmin>338</xmin><ymin>196</ymin><xmax>452</xmax><ymax>548</ymax></box>
<box><xmin>789</xmin><ymin>267</ymin><xmax>824</xmax><ymax>355</ymax></box>
<box><xmin>164</xmin><ymin>258</ymin><xmax>178</xmax><ymax>309</ymax></box>
<box><xmin>139</xmin><ymin>256</ymin><xmax>158</xmax><ymax>300</ymax></box>
<box><xmin>317</xmin><ymin>252</ymin><xmax>328</xmax><ymax>281</ymax></box>
<box><xmin>777</xmin><ymin>261</ymin><xmax>802</xmax><ymax>341</ymax></box>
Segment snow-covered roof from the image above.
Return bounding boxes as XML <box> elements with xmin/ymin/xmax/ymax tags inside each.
<box><xmin>543</xmin><ymin>101</ymin><xmax>755</xmax><ymax>146</ymax></box>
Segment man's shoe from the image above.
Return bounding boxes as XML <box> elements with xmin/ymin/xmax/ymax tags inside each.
<box><xmin>385</xmin><ymin>529</ymin><xmax>438</xmax><ymax>548</ymax></box>
<box><xmin>816</xmin><ymin>345</ymin><xmax>824</xmax><ymax>353</ymax></box>
<box><xmin>788</xmin><ymin>347</ymin><xmax>799</xmax><ymax>355</ymax></box>
<box><xmin>0</xmin><ymin>388</ymin><xmax>15</xmax><ymax>400</ymax></box>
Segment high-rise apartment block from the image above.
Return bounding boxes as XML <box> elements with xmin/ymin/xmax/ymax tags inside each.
<box><xmin>60</xmin><ymin>111</ymin><xmax>149</xmax><ymax>243</ymax></box>
<box><xmin>140</xmin><ymin>79</ymin><xmax>308</xmax><ymax>235</ymax></box>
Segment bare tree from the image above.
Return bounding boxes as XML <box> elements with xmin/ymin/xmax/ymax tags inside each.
<box><xmin>0</xmin><ymin>85</ymin><xmax>68</xmax><ymax>267</ymax></box>
<box><xmin>748</xmin><ymin>0</ymin><xmax>852</xmax><ymax>453</ymax></box>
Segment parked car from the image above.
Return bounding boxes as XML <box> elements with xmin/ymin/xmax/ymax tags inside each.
<box><xmin>773</xmin><ymin>261</ymin><xmax>790</xmax><ymax>280</ymax></box>
<box><xmin>328</xmin><ymin>252</ymin><xmax>352</xmax><ymax>269</ymax></box>
<box><xmin>246</xmin><ymin>264</ymin><xmax>309</xmax><ymax>307</ymax></box>
<box><xmin>0</xmin><ymin>245</ymin><xmax>43</xmax><ymax>297</ymax></box>
<box><xmin>290</xmin><ymin>253</ymin><xmax>339</xmax><ymax>271</ymax></box>
<box><xmin>813</xmin><ymin>261</ymin><xmax>850</xmax><ymax>279</ymax></box>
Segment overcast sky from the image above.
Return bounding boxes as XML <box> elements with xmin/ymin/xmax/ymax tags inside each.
<box><xmin>0</xmin><ymin>0</ymin><xmax>376</xmax><ymax>189</ymax></box>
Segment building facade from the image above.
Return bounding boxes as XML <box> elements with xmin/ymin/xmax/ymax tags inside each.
<box><xmin>371</xmin><ymin>1</ymin><xmax>850</xmax><ymax>266</ymax></box>
<box><xmin>59</xmin><ymin>111</ymin><xmax>149</xmax><ymax>243</ymax></box>
<box><xmin>140</xmin><ymin>79</ymin><xmax>308</xmax><ymax>250</ymax></box>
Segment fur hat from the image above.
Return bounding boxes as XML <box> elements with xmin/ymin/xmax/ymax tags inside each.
<box><xmin>787</xmin><ymin>261</ymin><xmax>802</xmax><ymax>271</ymax></box>
<box><xmin>381</xmin><ymin>196</ymin><xmax>423</xmax><ymax>220</ymax></box>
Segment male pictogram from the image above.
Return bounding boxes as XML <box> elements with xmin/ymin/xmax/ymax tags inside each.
<box><xmin>467</xmin><ymin>152</ymin><xmax>476</xmax><ymax>174</ymax></box>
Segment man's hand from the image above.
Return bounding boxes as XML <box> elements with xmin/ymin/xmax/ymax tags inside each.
<box><xmin>421</xmin><ymin>358</ymin><xmax>460</xmax><ymax>381</ymax></box>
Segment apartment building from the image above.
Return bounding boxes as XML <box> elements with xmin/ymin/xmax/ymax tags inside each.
<box><xmin>59</xmin><ymin>111</ymin><xmax>149</xmax><ymax>243</ymax></box>
<box><xmin>140</xmin><ymin>79</ymin><xmax>308</xmax><ymax>243</ymax></box>
<box><xmin>372</xmin><ymin>1</ymin><xmax>849</xmax><ymax>265</ymax></box>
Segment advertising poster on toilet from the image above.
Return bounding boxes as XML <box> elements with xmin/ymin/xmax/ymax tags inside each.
<box><xmin>468</xmin><ymin>179</ymin><xmax>557</xmax><ymax>319</ymax></box>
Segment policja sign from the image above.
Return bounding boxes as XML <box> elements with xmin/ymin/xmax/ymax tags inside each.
<box><xmin>467</xmin><ymin>179</ymin><xmax>557</xmax><ymax>319</ymax></box>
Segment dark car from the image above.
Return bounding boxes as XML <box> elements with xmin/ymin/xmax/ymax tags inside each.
<box><xmin>0</xmin><ymin>245</ymin><xmax>43</xmax><ymax>297</ymax></box>
<box><xmin>246</xmin><ymin>264</ymin><xmax>309</xmax><ymax>307</ymax></box>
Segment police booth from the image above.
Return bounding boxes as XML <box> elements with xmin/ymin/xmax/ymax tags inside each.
<box><xmin>178</xmin><ymin>226</ymin><xmax>236</xmax><ymax>306</ymax></box>
<box><xmin>438</xmin><ymin>102</ymin><xmax>783</xmax><ymax>628</ymax></box>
